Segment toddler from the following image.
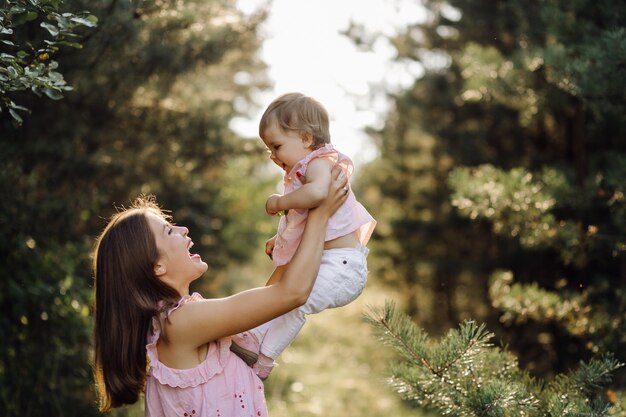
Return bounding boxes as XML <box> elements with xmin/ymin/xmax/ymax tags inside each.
<box><xmin>231</xmin><ymin>92</ymin><xmax>376</xmax><ymax>379</ymax></box>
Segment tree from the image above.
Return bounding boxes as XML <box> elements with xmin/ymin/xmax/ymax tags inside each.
<box><xmin>0</xmin><ymin>0</ymin><xmax>272</xmax><ymax>415</ymax></box>
<box><xmin>355</xmin><ymin>0</ymin><xmax>626</xmax><ymax>410</ymax></box>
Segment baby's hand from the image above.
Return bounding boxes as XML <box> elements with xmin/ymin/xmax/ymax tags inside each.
<box><xmin>265</xmin><ymin>194</ymin><xmax>281</xmax><ymax>215</ymax></box>
<box><xmin>265</xmin><ymin>235</ymin><xmax>277</xmax><ymax>259</ymax></box>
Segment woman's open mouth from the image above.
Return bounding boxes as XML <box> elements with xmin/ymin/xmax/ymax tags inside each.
<box><xmin>187</xmin><ymin>240</ymin><xmax>202</xmax><ymax>260</ymax></box>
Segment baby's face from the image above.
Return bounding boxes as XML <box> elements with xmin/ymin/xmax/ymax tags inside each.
<box><xmin>261</xmin><ymin>122</ymin><xmax>312</xmax><ymax>173</ymax></box>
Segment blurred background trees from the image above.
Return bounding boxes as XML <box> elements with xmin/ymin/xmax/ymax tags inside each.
<box><xmin>1</xmin><ymin>0</ymin><xmax>274</xmax><ymax>415</ymax></box>
<box><xmin>355</xmin><ymin>0</ymin><xmax>626</xmax><ymax>413</ymax></box>
<box><xmin>1</xmin><ymin>0</ymin><xmax>625</xmax><ymax>415</ymax></box>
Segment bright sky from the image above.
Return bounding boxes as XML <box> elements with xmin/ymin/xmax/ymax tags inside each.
<box><xmin>232</xmin><ymin>0</ymin><xmax>425</xmax><ymax>167</ymax></box>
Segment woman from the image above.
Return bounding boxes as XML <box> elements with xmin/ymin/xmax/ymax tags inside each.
<box><xmin>93</xmin><ymin>167</ymin><xmax>348</xmax><ymax>416</ymax></box>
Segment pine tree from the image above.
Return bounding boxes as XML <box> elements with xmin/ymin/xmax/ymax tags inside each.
<box><xmin>366</xmin><ymin>301</ymin><xmax>624</xmax><ymax>416</ymax></box>
<box><xmin>354</xmin><ymin>0</ymin><xmax>626</xmax><ymax>411</ymax></box>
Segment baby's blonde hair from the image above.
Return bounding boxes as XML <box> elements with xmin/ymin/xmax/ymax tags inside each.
<box><xmin>259</xmin><ymin>92</ymin><xmax>330</xmax><ymax>149</ymax></box>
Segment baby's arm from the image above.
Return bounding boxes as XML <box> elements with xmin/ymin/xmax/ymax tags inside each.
<box><xmin>266</xmin><ymin>158</ymin><xmax>333</xmax><ymax>214</ymax></box>
<box><xmin>265</xmin><ymin>234</ymin><xmax>277</xmax><ymax>257</ymax></box>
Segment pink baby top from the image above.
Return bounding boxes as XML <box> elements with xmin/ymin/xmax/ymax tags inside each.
<box><xmin>272</xmin><ymin>143</ymin><xmax>376</xmax><ymax>266</ymax></box>
<box><xmin>145</xmin><ymin>293</ymin><xmax>268</xmax><ymax>417</ymax></box>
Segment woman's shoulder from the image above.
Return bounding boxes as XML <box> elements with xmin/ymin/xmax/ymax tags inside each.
<box><xmin>148</xmin><ymin>292</ymin><xmax>218</xmax><ymax>370</ymax></box>
<box><xmin>174</xmin><ymin>292</ymin><xmax>204</xmax><ymax>309</ymax></box>
<box><xmin>154</xmin><ymin>292</ymin><xmax>205</xmax><ymax>340</ymax></box>
<box><xmin>160</xmin><ymin>292</ymin><xmax>206</xmax><ymax>327</ymax></box>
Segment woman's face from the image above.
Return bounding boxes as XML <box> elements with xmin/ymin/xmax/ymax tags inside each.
<box><xmin>146</xmin><ymin>212</ymin><xmax>208</xmax><ymax>291</ymax></box>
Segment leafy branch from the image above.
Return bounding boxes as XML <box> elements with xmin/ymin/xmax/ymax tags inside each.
<box><xmin>0</xmin><ymin>0</ymin><xmax>97</xmax><ymax>124</ymax></box>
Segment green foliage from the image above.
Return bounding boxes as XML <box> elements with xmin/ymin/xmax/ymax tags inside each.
<box><xmin>489</xmin><ymin>268</ymin><xmax>626</xmax><ymax>357</ymax></box>
<box><xmin>0</xmin><ymin>0</ymin><xmax>271</xmax><ymax>415</ymax></box>
<box><xmin>0</xmin><ymin>240</ymin><xmax>94</xmax><ymax>415</ymax></box>
<box><xmin>354</xmin><ymin>0</ymin><xmax>626</xmax><ymax>410</ymax></box>
<box><xmin>448</xmin><ymin>164</ymin><xmax>609</xmax><ymax>264</ymax></box>
<box><xmin>449</xmin><ymin>158</ymin><xmax>626</xmax><ymax>355</ymax></box>
<box><xmin>366</xmin><ymin>301</ymin><xmax>623</xmax><ymax>416</ymax></box>
<box><xmin>0</xmin><ymin>0</ymin><xmax>97</xmax><ymax>124</ymax></box>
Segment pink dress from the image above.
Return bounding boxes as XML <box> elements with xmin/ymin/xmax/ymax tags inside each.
<box><xmin>145</xmin><ymin>293</ymin><xmax>268</xmax><ymax>417</ymax></box>
<box><xmin>272</xmin><ymin>143</ymin><xmax>376</xmax><ymax>266</ymax></box>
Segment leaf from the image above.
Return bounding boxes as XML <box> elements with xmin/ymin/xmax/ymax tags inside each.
<box><xmin>47</xmin><ymin>71</ymin><xmax>64</xmax><ymax>82</ymax></box>
<box><xmin>9</xmin><ymin>108</ymin><xmax>23</xmax><ymax>124</ymax></box>
<box><xmin>43</xmin><ymin>88</ymin><xmax>63</xmax><ymax>100</ymax></box>
<box><xmin>30</xmin><ymin>86</ymin><xmax>42</xmax><ymax>96</ymax></box>
<box><xmin>11</xmin><ymin>11</ymin><xmax>39</xmax><ymax>26</ymax></box>
<box><xmin>69</xmin><ymin>16</ymin><xmax>97</xmax><ymax>27</ymax></box>
<box><xmin>40</xmin><ymin>22</ymin><xmax>59</xmax><ymax>37</ymax></box>
<box><xmin>54</xmin><ymin>15</ymin><xmax>69</xmax><ymax>30</ymax></box>
<box><xmin>57</xmin><ymin>40</ymin><xmax>82</xmax><ymax>49</ymax></box>
<box><xmin>9</xmin><ymin>6</ymin><xmax>27</xmax><ymax>15</ymax></box>
<box><xmin>10</xmin><ymin>103</ymin><xmax>29</xmax><ymax>111</ymax></box>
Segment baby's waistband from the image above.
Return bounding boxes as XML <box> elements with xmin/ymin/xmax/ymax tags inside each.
<box><xmin>323</xmin><ymin>244</ymin><xmax>369</xmax><ymax>257</ymax></box>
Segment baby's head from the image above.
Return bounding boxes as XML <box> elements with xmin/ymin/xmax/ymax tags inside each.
<box><xmin>259</xmin><ymin>92</ymin><xmax>330</xmax><ymax>149</ymax></box>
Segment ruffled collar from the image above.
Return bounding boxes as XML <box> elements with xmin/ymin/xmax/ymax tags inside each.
<box><xmin>147</xmin><ymin>292</ymin><xmax>230</xmax><ymax>388</ymax></box>
<box><xmin>285</xmin><ymin>143</ymin><xmax>336</xmax><ymax>181</ymax></box>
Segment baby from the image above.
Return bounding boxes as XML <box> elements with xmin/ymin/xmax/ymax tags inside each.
<box><xmin>232</xmin><ymin>92</ymin><xmax>376</xmax><ymax>379</ymax></box>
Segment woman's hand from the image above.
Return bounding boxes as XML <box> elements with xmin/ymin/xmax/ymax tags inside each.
<box><xmin>309</xmin><ymin>165</ymin><xmax>348</xmax><ymax>219</ymax></box>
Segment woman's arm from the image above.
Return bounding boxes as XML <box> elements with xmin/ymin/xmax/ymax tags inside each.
<box><xmin>169</xmin><ymin>166</ymin><xmax>348</xmax><ymax>348</ymax></box>
<box><xmin>266</xmin><ymin>158</ymin><xmax>332</xmax><ymax>214</ymax></box>
<box><xmin>264</xmin><ymin>264</ymin><xmax>286</xmax><ymax>286</ymax></box>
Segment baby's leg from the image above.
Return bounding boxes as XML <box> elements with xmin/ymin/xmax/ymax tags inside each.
<box><xmin>259</xmin><ymin>247</ymin><xmax>369</xmax><ymax>360</ymax></box>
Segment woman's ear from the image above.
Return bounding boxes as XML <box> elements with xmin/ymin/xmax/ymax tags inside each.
<box><xmin>154</xmin><ymin>262</ymin><xmax>166</xmax><ymax>277</ymax></box>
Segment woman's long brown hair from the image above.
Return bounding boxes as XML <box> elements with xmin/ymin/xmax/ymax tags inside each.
<box><xmin>92</xmin><ymin>197</ymin><xmax>180</xmax><ymax>411</ymax></box>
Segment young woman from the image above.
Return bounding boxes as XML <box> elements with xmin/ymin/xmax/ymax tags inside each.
<box><xmin>93</xmin><ymin>166</ymin><xmax>348</xmax><ymax>416</ymax></box>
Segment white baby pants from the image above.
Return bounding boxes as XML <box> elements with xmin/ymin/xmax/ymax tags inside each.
<box><xmin>253</xmin><ymin>245</ymin><xmax>369</xmax><ymax>359</ymax></box>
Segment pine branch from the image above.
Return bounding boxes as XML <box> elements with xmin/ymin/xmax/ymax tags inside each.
<box><xmin>546</xmin><ymin>353</ymin><xmax>623</xmax><ymax>413</ymax></box>
<box><xmin>366</xmin><ymin>300</ymin><xmax>622</xmax><ymax>417</ymax></box>
<box><xmin>365</xmin><ymin>301</ymin><xmax>538</xmax><ymax>416</ymax></box>
<box><xmin>430</xmin><ymin>320</ymin><xmax>494</xmax><ymax>378</ymax></box>
<box><xmin>571</xmin><ymin>355</ymin><xmax>623</xmax><ymax>396</ymax></box>
<box><xmin>365</xmin><ymin>301</ymin><xmax>436</xmax><ymax>373</ymax></box>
